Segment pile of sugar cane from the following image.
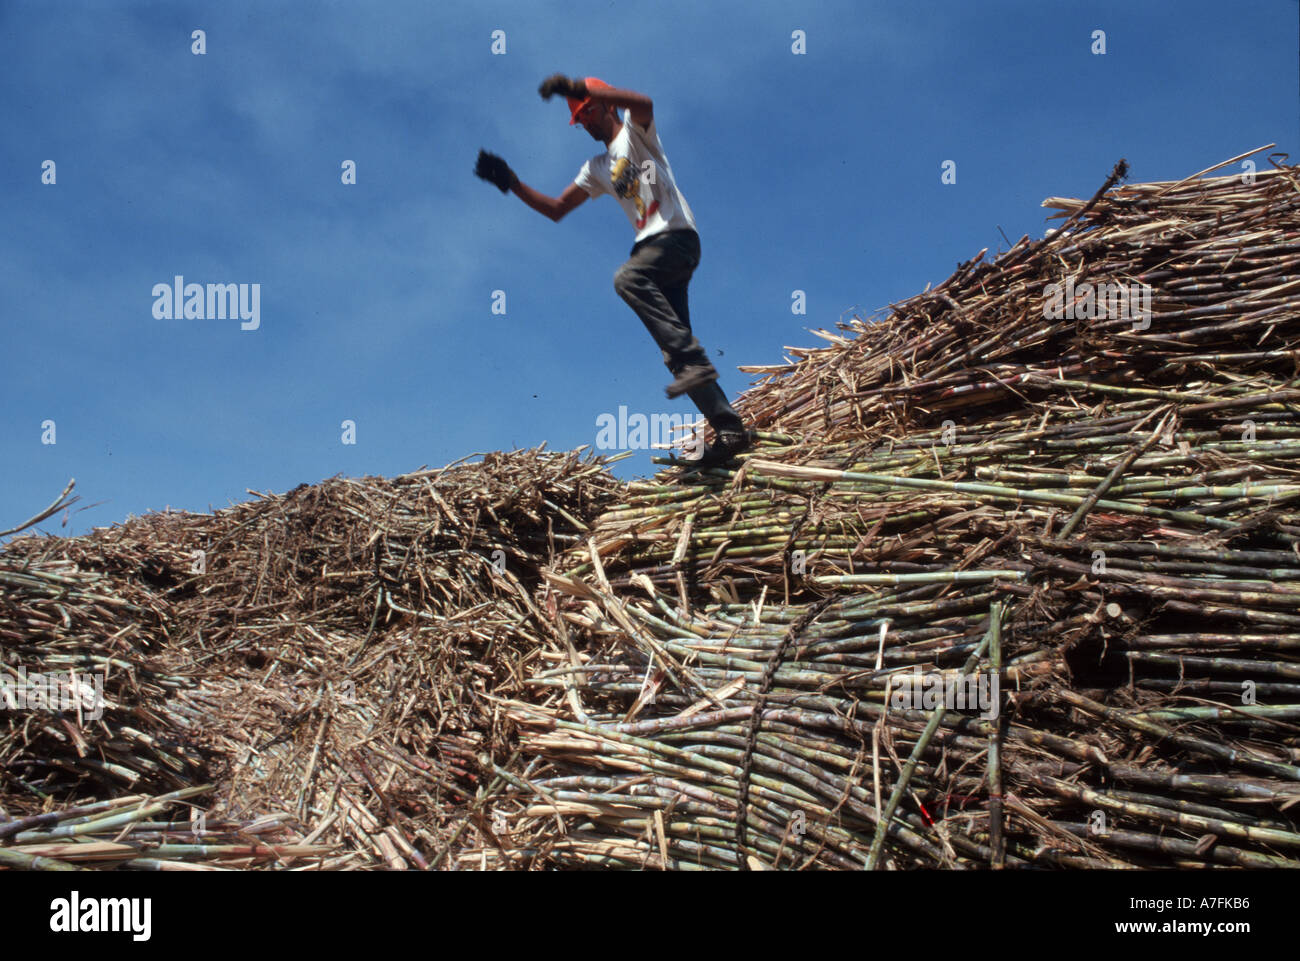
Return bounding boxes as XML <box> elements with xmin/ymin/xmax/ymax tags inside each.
<box><xmin>0</xmin><ymin>448</ymin><xmax>619</xmax><ymax>869</ymax></box>
<box><xmin>486</xmin><ymin>148</ymin><xmax>1300</xmax><ymax>869</ymax></box>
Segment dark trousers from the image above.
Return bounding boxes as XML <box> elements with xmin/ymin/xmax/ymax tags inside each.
<box><xmin>612</xmin><ymin>229</ymin><xmax>745</xmax><ymax>434</ymax></box>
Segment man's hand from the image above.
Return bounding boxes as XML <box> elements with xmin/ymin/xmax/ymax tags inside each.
<box><xmin>538</xmin><ymin>73</ymin><xmax>587</xmax><ymax>100</ymax></box>
<box><xmin>474</xmin><ymin>150</ymin><xmax>518</xmax><ymax>194</ymax></box>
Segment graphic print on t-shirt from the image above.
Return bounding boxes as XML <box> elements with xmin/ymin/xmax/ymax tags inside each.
<box><xmin>610</xmin><ymin>156</ymin><xmax>659</xmax><ymax>230</ymax></box>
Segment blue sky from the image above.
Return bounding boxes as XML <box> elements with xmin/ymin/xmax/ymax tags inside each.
<box><xmin>3</xmin><ymin>0</ymin><xmax>1296</xmax><ymax>539</ymax></box>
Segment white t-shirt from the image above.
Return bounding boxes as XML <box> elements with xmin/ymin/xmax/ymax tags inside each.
<box><xmin>574</xmin><ymin>111</ymin><xmax>698</xmax><ymax>244</ymax></box>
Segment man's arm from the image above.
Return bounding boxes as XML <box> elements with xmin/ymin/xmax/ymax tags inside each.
<box><xmin>513</xmin><ymin>180</ymin><xmax>589</xmax><ymax>223</ymax></box>
<box><xmin>582</xmin><ymin>83</ymin><xmax>653</xmax><ymax>129</ymax></box>
<box><xmin>539</xmin><ymin>74</ymin><xmax>652</xmax><ymax>128</ymax></box>
<box><xmin>475</xmin><ymin>150</ymin><xmax>588</xmax><ymax>222</ymax></box>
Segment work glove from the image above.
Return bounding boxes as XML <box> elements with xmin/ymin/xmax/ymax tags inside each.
<box><xmin>474</xmin><ymin>150</ymin><xmax>518</xmax><ymax>194</ymax></box>
<box><xmin>538</xmin><ymin>73</ymin><xmax>586</xmax><ymax>100</ymax></box>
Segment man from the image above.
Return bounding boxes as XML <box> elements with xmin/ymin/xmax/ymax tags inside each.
<box><xmin>474</xmin><ymin>74</ymin><xmax>751</xmax><ymax>468</ymax></box>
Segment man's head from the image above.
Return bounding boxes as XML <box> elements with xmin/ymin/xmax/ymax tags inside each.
<box><xmin>568</xmin><ymin>77</ymin><xmax>621</xmax><ymax>144</ymax></box>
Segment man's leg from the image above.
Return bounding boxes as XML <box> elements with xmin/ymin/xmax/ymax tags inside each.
<box><xmin>613</xmin><ymin>231</ymin><xmax>746</xmax><ymax>436</ymax></box>
<box><xmin>613</xmin><ymin>231</ymin><xmax>712</xmax><ymax>374</ymax></box>
<box><xmin>685</xmin><ymin>380</ymin><xmax>745</xmax><ymax>435</ymax></box>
